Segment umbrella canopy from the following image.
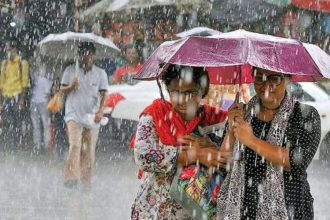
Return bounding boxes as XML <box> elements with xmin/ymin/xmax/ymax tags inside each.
<box><xmin>135</xmin><ymin>29</ymin><xmax>330</xmax><ymax>83</ymax></box>
<box><xmin>82</xmin><ymin>0</ymin><xmax>116</xmax><ymax>23</ymax></box>
<box><xmin>210</xmin><ymin>0</ymin><xmax>286</xmax><ymax>25</ymax></box>
<box><xmin>38</xmin><ymin>32</ymin><xmax>120</xmax><ymax>60</ymax></box>
<box><xmin>292</xmin><ymin>0</ymin><xmax>330</xmax><ymax>12</ymax></box>
<box><xmin>176</xmin><ymin>27</ymin><xmax>222</xmax><ymax>38</ymax></box>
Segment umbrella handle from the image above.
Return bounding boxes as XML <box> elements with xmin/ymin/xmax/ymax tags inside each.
<box><xmin>234</xmin><ymin>91</ymin><xmax>240</xmax><ymax>104</ymax></box>
<box><xmin>157</xmin><ymin>78</ymin><xmax>165</xmax><ymax>103</ymax></box>
<box><xmin>75</xmin><ymin>58</ymin><xmax>79</xmax><ymax>78</ymax></box>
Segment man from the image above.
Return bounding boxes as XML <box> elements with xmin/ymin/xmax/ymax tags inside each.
<box><xmin>61</xmin><ymin>42</ymin><xmax>108</xmax><ymax>188</ymax></box>
<box><xmin>0</xmin><ymin>39</ymin><xmax>30</xmax><ymax>150</ymax></box>
<box><xmin>113</xmin><ymin>44</ymin><xmax>143</xmax><ymax>84</ymax></box>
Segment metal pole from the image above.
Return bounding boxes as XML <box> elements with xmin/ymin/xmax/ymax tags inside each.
<box><xmin>73</xmin><ymin>0</ymin><xmax>79</xmax><ymax>32</ymax></box>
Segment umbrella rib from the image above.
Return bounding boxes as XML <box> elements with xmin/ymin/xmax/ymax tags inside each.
<box><xmin>157</xmin><ymin>37</ymin><xmax>191</xmax><ymax>77</ymax></box>
<box><xmin>300</xmin><ymin>42</ymin><xmax>324</xmax><ymax>77</ymax></box>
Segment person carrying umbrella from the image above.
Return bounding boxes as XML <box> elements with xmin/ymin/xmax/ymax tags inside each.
<box><xmin>215</xmin><ymin>68</ymin><xmax>321</xmax><ymax>219</ymax></box>
<box><xmin>60</xmin><ymin>42</ymin><xmax>108</xmax><ymax>188</ymax></box>
<box><xmin>131</xmin><ymin>64</ymin><xmax>227</xmax><ymax>219</ymax></box>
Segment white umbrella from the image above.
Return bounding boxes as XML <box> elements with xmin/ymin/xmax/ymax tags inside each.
<box><xmin>38</xmin><ymin>32</ymin><xmax>120</xmax><ymax>60</ymax></box>
<box><xmin>176</xmin><ymin>27</ymin><xmax>221</xmax><ymax>38</ymax></box>
<box><xmin>82</xmin><ymin>0</ymin><xmax>115</xmax><ymax>23</ymax></box>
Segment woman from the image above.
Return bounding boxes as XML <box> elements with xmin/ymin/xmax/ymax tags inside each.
<box><xmin>217</xmin><ymin>68</ymin><xmax>321</xmax><ymax>219</ymax></box>
<box><xmin>131</xmin><ymin>65</ymin><xmax>227</xmax><ymax>219</ymax></box>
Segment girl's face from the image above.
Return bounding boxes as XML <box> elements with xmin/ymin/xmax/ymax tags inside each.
<box><xmin>167</xmin><ymin>77</ymin><xmax>203</xmax><ymax>121</ymax></box>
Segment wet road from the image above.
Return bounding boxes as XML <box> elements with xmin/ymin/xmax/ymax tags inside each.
<box><xmin>0</xmin><ymin>148</ymin><xmax>329</xmax><ymax>220</ymax></box>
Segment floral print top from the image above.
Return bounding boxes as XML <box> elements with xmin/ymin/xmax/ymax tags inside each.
<box><xmin>131</xmin><ymin>115</ymin><xmax>192</xmax><ymax>220</ymax></box>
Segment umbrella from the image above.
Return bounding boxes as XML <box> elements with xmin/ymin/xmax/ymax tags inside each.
<box><xmin>176</xmin><ymin>27</ymin><xmax>222</xmax><ymax>38</ymax></box>
<box><xmin>176</xmin><ymin>28</ymin><xmax>252</xmax><ymax>85</ymax></box>
<box><xmin>292</xmin><ymin>0</ymin><xmax>330</xmax><ymax>12</ymax></box>
<box><xmin>38</xmin><ymin>32</ymin><xmax>120</xmax><ymax>60</ymax></box>
<box><xmin>134</xmin><ymin>29</ymin><xmax>330</xmax><ymax>83</ymax></box>
<box><xmin>82</xmin><ymin>0</ymin><xmax>116</xmax><ymax>23</ymax></box>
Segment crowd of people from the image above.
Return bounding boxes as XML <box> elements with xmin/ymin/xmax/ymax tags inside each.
<box><xmin>0</xmin><ymin>39</ymin><xmax>67</xmax><ymax>157</ymax></box>
<box><xmin>0</xmin><ymin>37</ymin><xmax>114</xmax><ymax>188</ymax></box>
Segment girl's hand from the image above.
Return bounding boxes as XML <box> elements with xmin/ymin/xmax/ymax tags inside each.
<box><xmin>177</xmin><ymin>134</ymin><xmax>215</xmax><ymax>149</ymax></box>
<box><xmin>178</xmin><ymin>135</ymin><xmax>219</xmax><ymax>167</ymax></box>
<box><xmin>197</xmin><ymin>147</ymin><xmax>219</xmax><ymax>168</ymax></box>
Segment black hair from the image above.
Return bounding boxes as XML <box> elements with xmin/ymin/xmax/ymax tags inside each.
<box><xmin>6</xmin><ymin>38</ymin><xmax>19</xmax><ymax>49</ymax></box>
<box><xmin>253</xmin><ymin>67</ymin><xmax>292</xmax><ymax>79</ymax></box>
<box><xmin>162</xmin><ymin>64</ymin><xmax>210</xmax><ymax>98</ymax></box>
<box><xmin>78</xmin><ymin>42</ymin><xmax>96</xmax><ymax>54</ymax></box>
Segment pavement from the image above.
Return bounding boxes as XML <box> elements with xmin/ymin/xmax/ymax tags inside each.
<box><xmin>0</xmin><ymin>147</ymin><xmax>329</xmax><ymax>220</ymax></box>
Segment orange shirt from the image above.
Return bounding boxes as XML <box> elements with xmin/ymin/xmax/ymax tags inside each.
<box><xmin>113</xmin><ymin>64</ymin><xmax>143</xmax><ymax>83</ymax></box>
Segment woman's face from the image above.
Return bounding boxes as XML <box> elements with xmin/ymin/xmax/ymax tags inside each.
<box><xmin>253</xmin><ymin>69</ymin><xmax>290</xmax><ymax>107</ymax></box>
<box><xmin>167</xmin><ymin>77</ymin><xmax>203</xmax><ymax>121</ymax></box>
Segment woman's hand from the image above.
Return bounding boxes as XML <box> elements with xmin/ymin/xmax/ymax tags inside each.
<box><xmin>232</xmin><ymin>117</ymin><xmax>256</xmax><ymax>147</ymax></box>
<box><xmin>228</xmin><ymin>102</ymin><xmax>244</xmax><ymax>133</ymax></box>
<box><xmin>216</xmin><ymin>146</ymin><xmax>232</xmax><ymax>165</ymax></box>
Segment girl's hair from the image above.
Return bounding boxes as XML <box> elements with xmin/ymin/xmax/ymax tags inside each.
<box><xmin>162</xmin><ymin>64</ymin><xmax>210</xmax><ymax>98</ymax></box>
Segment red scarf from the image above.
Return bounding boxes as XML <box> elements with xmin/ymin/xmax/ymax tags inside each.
<box><xmin>130</xmin><ymin>99</ymin><xmax>227</xmax><ymax>147</ymax></box>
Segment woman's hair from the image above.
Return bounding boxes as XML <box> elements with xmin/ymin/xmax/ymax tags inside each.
<box><xmin>253</xmin><ymin>67</ymin><xmax>292</xmax><ymax>79</ymax></box>
<box><xmin>162</xmin><ymin>64</ymin><xmax>210</xmax><ymax>98</ymax></box>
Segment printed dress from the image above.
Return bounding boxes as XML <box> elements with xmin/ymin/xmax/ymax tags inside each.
<box><xmin>131</xmin><ymin>115</ymin><xmax>192</xmax><ymax>220</ymax></box>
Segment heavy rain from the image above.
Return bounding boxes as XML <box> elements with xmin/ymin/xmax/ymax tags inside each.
<box><xmin>0</xmin><ymin>0</ymin><xmax>330</xmax><ymax>219</ymax></box>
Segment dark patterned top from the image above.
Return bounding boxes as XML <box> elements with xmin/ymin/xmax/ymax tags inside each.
<box><xmin>242</xmin><ymin>102</ymin><xmax>321</xmax><ymax>220</ymax></box>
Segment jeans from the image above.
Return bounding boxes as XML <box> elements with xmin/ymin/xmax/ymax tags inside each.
<box><xmin>64</xmin><ymin>121</ymin><xmax>99</xmax><ymax>183</ymax></box>
<box><xmin>1</xmin><ymin>97</ymin><xmax>23</xmax><ymax>149</ymax></box>
<box><xmin>30</xmin><ymin>102</ymin><xmax>50</xmax><ymax>151</ymax></box>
